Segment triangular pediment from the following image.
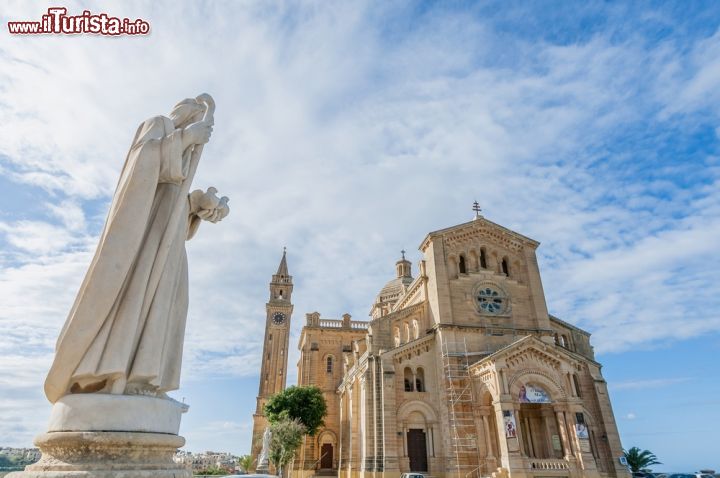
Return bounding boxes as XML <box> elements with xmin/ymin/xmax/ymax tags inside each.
<box><xmin>470</xmin><ymin>335</ymin><xmax>581</xmax><ymax>374</ymax></box>
<box><xmin>419</xmin><ymin>216</ymin><xmax>539</xmax><ymax>253</ymax></box>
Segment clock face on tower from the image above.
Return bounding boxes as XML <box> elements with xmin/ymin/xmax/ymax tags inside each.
<box><xmin>272</xmin><ymin>312</ymin><xmax>286</xmax><ymax>325</ymax></box>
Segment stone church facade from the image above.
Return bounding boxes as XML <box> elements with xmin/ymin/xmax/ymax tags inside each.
<box><xmin>253</xmin><ymin>213</ymin><xmax>629</xmax><ymax>478</ymax></box>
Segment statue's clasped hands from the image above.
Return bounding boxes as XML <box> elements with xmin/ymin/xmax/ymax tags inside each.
<box><xmin>182</xmin><ymin>119</ymin><xmax>213</xmax><ymax>149</ymax></box>
<box><xmin>189</xmin><ymin>187</ymin><xmax>229</xmax><ymax>223</ymax></box>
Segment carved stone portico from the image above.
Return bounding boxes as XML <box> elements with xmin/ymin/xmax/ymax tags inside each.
<box><xmin>470</xmin><ymin>336</ymin><xmax>624</xmax><ymax>478</ymax></box>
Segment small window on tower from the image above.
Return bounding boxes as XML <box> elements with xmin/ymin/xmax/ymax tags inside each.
<box><xmin>501</xmin><ymin>257</ymin><xmax>509</xmax><ymax>276</ymax></box>
<box><xmin>326</xmin><ymin>356</ymin><xmax>333</xmax><ymax>374</ymax></box>
<box><xmin>404</xmin><ymin>367</ymin><xmax>414</xmax><ymax>392</ymax></box>
<box><xmin>416</xmin><ymin>367</ymin><xmax>425</xmax><ymax>392</ymax></box>
<box><xmin>459</xmin><ymin>254</ymin><xmax>467</xmax><ymax>274</ymax></box>
<box><xmin>480</xmin><ymin>248</ymin><xmax>487</xmax><ymax>269</ymax></box>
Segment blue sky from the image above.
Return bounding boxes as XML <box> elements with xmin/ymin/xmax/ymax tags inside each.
<box><xmin>1</xmin><ymin>0</ymin><xmax>719</xmax><ymax>472</ymax></box>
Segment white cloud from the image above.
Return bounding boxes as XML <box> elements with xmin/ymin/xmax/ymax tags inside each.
<box><xmin>611</xmin><ymin>377</ymin><xmax>693</xmax><ymax>391</ymax></box>
<box><xmin>0</xmin><ymin>0</ymin><xmax>719</xmax><ymax>451</ymax></box>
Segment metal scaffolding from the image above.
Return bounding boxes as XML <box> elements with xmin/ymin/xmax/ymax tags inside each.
<box><xmin>441</xmin><ymin>338</ymin><xmax>479</xmax><ymax>477</ymax></box>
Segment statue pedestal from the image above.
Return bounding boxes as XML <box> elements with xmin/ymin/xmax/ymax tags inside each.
<box><xmin>256</xmin><ymin>461</ymin><xmax>270</xmax><ymax>474</ymax></box>
<box><xmin>8</xmin><ymin>395</ymin><xmax>191</xmax><ymax>478</ymax></box>
<box><xmin>7</xmin><ymin>431</ymin><xmax>191</xmax><ymax>478</ymax></box>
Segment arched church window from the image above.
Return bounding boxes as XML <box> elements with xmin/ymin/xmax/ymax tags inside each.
<box><xmin>501</xmin><ymin>257</ymin><xmax>509</xmax><ymax>276</ymax></box>
<box><xmin>326</xmin><ymin>356</ymin><xmax>333</xmax><ymax>374</ymax></box>
<box><xmin>415</xmin><ymin>367</ymin><xmax>425</xmax><ymax>392</ymax></box>
<box><xmin>404</xmin><ymin>367</ymin><xmax>414</xmax><ymax>392</ymax></box>
<box><xmin>573</xmin><ymin>374</ymin><xmax>582</xmax><ymax>397</ymax></box>
<box><xmin>480</xmin><ymin>248</ymin><xmax>487</xmax><ymax>269</ymax></box>
<box><xmin>459</xmin><ymin>254</ymin><xmax>467</xmax><ymax>274</ymax></box>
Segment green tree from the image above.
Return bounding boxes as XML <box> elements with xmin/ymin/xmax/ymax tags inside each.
<box><xmin>623</xmin><ymin>447</ymin><xmax>662</xmax><ymax>473</ymax></box>
<box><xmin>237</xmin><ymin>454</ymin><xmax>253</xmax><ymax>473</ymax></box>
<box><xmin>268</xmin><ymin>418</ymin><xmax>306</xmax><ymax>477</ymax></box>
<box><xmin>264</xmin><ymin>385</ymin><xmax>327</xmax><ymax>436</ymax></box>
<box><xmin>195</xmin><ymin>466</ymin><xmax>229</xmax><ymax>475</ymax></box>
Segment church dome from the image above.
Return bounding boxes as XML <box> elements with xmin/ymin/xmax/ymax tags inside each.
<box><xmin>377</xmin><ymin>275</ymin><xmax>413</xmax><ymax>303</ymax></box>
<box><xmin>372</xmin><ymin>251</ymin><xmax>414</xmax><ymax>316</ymax></box>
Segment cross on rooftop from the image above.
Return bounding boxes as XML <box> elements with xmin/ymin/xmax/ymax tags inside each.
<box><xmin>472</xmin><ymin>201</ymin><xmax>482</xmax><ymax>215</ymax></box>
<box><xmin>401</xmin><ymin>249</ymin><xmax>406</xmax><ymax>260</ymax></box>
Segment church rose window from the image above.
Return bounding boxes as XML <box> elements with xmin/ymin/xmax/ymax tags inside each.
<box><xmin>476</xmin><ymin>287</ymin><xmax>505</xmax><ymax>314</ymax></box>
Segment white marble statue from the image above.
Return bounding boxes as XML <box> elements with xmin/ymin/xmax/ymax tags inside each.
<box><xmin>257</xmin><ymin>426</ymin><xmax>272</xmax><ymax>471</ymax></box>
<box><xmin>44</xmin><ymin>94</ymin><xmax>229</xmax><ymax>403</ymax></box>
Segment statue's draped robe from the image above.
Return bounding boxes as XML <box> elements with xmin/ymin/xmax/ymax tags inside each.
<box><xmin>45</xmin><ymin>116</ymin><xmax>202</xmax><ymax>403</ymax></box>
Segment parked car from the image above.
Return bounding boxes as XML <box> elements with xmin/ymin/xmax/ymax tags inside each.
<box><xmin>400</xmin><ymin>473</ymin><xmax>428</xmax><ymax>478</ymax></box>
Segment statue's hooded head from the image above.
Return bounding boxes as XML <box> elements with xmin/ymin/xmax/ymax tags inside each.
<box><xmin>169</xmin><ymin>98</ymin><xmax>204</xmax><ymax>129</ymax></box>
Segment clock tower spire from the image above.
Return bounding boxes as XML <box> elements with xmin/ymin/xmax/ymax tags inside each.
<box><xmin>251</xmin><ymin>249</ymin><xmax>294</xmax><ymax>466</ymax></box>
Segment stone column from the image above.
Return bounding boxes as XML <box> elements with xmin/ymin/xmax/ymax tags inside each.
<box><xmin>522</xmin><ymin>416</ymin><xmax>534</xmax><ymax>457</ymax></box>
<box><xmin>493</xmin><ymin>402</ymin><xmax>525</xmax><ymax>473</ymax></box>
<box><xmin>482</xmin><ymin>414</ymin><xmax>495</xmax><ymax>459</ymax></box>
<box><xmin>554</xmin><ymin>409</ymin><xmax>572</xmax><ymax>459</ymax></box>
<box><xmin>541</xmin><ymin>408</ymin><xmax>556</xmax><ymax>458</ymax></box>
<box><xmin>568</xmin><ymin>407</ymin><xmax>599</xmax><ymax>477</ymax></box>
<box><xmin>381</xmin><ymin>357</ymin><xmax>400</xmax><ymax>477</ymax></box>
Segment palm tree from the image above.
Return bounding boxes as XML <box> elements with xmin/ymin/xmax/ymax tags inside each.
<box><xmin>237</xmin><ymin>455</ymin><xmax>253</xmax><ymax>473</ymax></box>
<box><xmin>623</xmin><ymin>447</ymin><xmax>662</xmax><ymax>473</ymax></box>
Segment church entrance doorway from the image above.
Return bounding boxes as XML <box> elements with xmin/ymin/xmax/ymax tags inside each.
<box><xmin>518</xmin><ymin>403</ymin><xmax>562</xmax><ymax>459</ymax></box>
<box><xmin>407</xmin><ymin>429</ymin><xmax>428</xmax><ymax>471</ymax></box>
<box><xmin>320</xmin><ymin>443</ymin><xmax>334</xmax><ymax>469</ymax></box>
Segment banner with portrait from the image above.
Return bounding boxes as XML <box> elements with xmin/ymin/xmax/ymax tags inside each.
<box><xmin>575</xmin><ymin>413</ymin><xmax>589</xmax><ymax>439</ymax></box>
<box><xmin>518</xmin><ymin>384</ymin><xmax>551</xmax><ymax>403</ymax></box>
<box><xmin>502</xmin><ymin>410</ymin><xmax>517</xmax><ymax>438</ymax></box>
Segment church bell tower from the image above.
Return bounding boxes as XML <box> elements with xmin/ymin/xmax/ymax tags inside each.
<box><xmin>251</xmin><ymin>249</ymin><xmax>293</xmax><ymax>466</ymax></box>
